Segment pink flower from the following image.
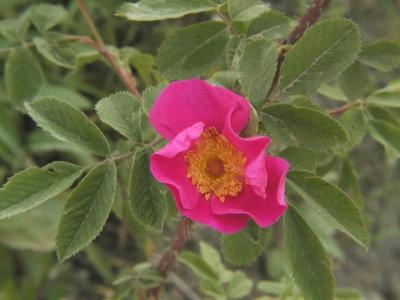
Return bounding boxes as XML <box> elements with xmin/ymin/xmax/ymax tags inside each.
<box><xmin>149</xmin><ymin>79</ymin><xmax>289</xmax><ymax>234</ymax></box>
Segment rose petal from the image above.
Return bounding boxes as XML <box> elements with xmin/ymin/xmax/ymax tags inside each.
<box><xmin>168</xmin><ymin>185</ymin><xmax>248</xmax><ymax>234</ymax></box>
<box><xmin>149</xmin><ymin>79</ymin><xmax>250</xmax><ymax>140</ymax></box>
<box><xmin>150</xmin><ymin>122</ymin><xmax>204</xmax><ymax>209</ymax></box>
<box><xmin>211</xmin><ymin>156</ymin><xmax>289</xmax><ymax>227</ymax></box>
<box><xmin>222</xmin><ymin>112</ymin><xmax>270</xmax><ymax>197</ymax></box>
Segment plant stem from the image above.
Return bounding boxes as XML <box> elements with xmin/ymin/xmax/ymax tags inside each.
<box><xmin>151</xmin><ymin>218</ymin><xmax>193</xmax><ymax>299</ymax></box>
<box><xmin>328</xmin><ymin>99</ymin><xmax>363</xmax><ymax>116</ymax></box>
<box><xmin>74</xmin><ymin>0</ymin><xmax>141</xmax><ymax>99</ymax></box>
<box><xmin>266</xmin><ymin>0</ymin><xmax>332</xmax><ymax>99</ymax></box>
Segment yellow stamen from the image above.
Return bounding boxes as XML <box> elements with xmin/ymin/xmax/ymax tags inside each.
<box><xmin>185</xmin><ymin>127</ymin><xmax>246</xmax><ymax>201</ymax></box>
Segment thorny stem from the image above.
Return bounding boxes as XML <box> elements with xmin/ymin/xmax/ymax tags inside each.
<box><xmin>266</xmin><ymin>0</ymin><xmax>333</xmax><ymax>99</ymax></box>
<box><xmin>328</xmin><ymin>99</ymin><xmax>363</xmax><ymax>116</ymax></box>
<box><xmin>151</xmin><ymin>218</ymin><xmax>194</xmax><ymax>299</ymax></box>
<box><xmin>74</xmin><ymin>0</ymin><xmax>141</xmax><ymax>99</ymax></box>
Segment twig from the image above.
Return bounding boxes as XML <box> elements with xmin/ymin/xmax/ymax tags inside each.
<box><xmin>266</xmin><ymin>0</ymin><xmax>332</xmax><ymax>99</ymax></box>
<box><xmin>151</xmin><ymin>218</ymin><xmax>193</xmax><ymax>299</ymax></box>
<box><xmin>328</xmin><ymin>99</ymin><xmax>363</xmax><ymax>116</ymax></box>
<box><xmin>74</xmin><ymin>0</ymin><xmax>141</xmax><ymax>99</ymax></box>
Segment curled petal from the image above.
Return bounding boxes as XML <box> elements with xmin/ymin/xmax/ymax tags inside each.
<box><xmin>222</xmin><ymin>112</ymin><xmax>270</xmax><ymax>197</ymax></box>
<box><xmin>149</xmin><ymin>79</ymin><xmax>250</xmax><ymax>140</ymax></box>
<box><xmin>150</xmin><ymin>122</ymin><xmax>204</xmax><ymax>209</ymax></box>
<box><xmin>211</xmin><ymin>156</ymin><xmax>289</xmax><ymax>227</ymax></box>
<box><xmin>169</xmin><ymin>185</ymin><xmax>248</xmax><ymax>234</ymax></box>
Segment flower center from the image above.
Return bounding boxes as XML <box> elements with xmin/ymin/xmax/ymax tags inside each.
<box><xmin>185</xmin><ymin>127</ymin><xmax>246</xmax><ymax>201</ymax></box>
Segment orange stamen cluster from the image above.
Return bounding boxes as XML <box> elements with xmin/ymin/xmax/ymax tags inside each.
<box><xmin>185</xmin><ymin>127</ymin><xmax>246</xmax><ymax>201</ymax></box>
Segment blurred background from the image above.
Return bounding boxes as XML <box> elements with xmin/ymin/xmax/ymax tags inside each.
<box><xmin>0</xmin><ymin>0</ymin><xmax>399</xmax><ymax>299</ymax></box>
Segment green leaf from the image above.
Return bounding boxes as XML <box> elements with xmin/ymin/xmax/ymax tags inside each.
<box><xmin>261</xmin><ymin>103</ymin><xmax>349</xmax><ymax>151</ymax></box>
<box><xmin>201</xmin><ymin>278</ymin><xmax>226</xmax><ymax>300</ymax></box>
<box><xmin>246</xmin><ymin>10</ymin><xmax>291</xmax><ymax>39</ymax></box>
<box><xmin>339</xmin><ymin>159</ymin><xmax>364</xmax><ymax>208</ymax></box>
<box><xmin>56</xmin><ymin>162</ymin><xmax>117</xmax><ymax>262</ymax></box>
<box><xmin>220</xmin><ymin>226</ymin><xmax>265</xmax><ymax>266</ymax></box>
<box><xmin>30</xmin><ymin>3</ymin><xmax>67</xmax><ymax>32</ymax></box>
<box><xmin>0</xmin><ymin>12</ymin><xmax>30</xmax><ymax>42</ymax></box>
<box><xmin>367</xmin><ymin>105</ymin><xmax>400</xmax><ymax>126</ymax></box>
<box><xmin>284</xmin><ymin>205</ymin><xmax>334</xmax><ymax>300</ymax></box>
<box><xmin>358</xmin><ymin>40</ymin><xmax>400</xmax><ymax>72</ymax></box>
<box><xmin>95</xmin><ymin>92</ymin><xmax>141</xmax><ymax>141</ymax></box>
<box><xmin>318</xmin><ymin>84</ymin><xmax>348</xmax><ymax>102</ymax></box>
<box><xmin>228</xmin><ymin>0</ymin><xmax>269</xmax><ymax>33</ymax></box>
<box><xmin>279</xmin><ymin>147</ymin><xmax>326</xmax><ymax>172</ymax></box>
<box><xmin>334</xmin><ymin>108</ymin><xmax>367</xmax><ymax>154</ymax></box>
<box><xmin>257</xmin><ymin>281</ymin><xmax>285</xmax><ymax>295</ymax></box>
<box><xmin>227</xmin><ymin>271</ymin><xmax>253</xmax><ymax>299</ymax></box>
<box><xmin>35</xmin><ymin>84</ymin><xmax>92</xmax><ymax>110</ymax></box>
<box><xmin>142</xmin><ymin>84</ymin><xmax>165</xmax><ymax>115</ymax></box>
<box><xmin>120</xmin><ymin>47</ymin><xmax>162</xmax><ymax>86</ymax></box>
<box><xmin>116</xmin><ymin>0</ymin><xmax>217</xmax><ymax>21</ymax></box>
<box><xmin>335</xmin><ymin>288</ymin><xmax>362</xmax><ymax>300</ymax></box>
<box><xmin>0</xmin><ymin>162</ymin><xmax>83</xmax><ymax>219</ymax></box>
<box><xmin>200</xmin><ymin>242</ymin><xmax>224</xmax><ymax>274</ymax></box>
<box><xmin>288</xmin><ymin>170</ymin><xmax>369</xmax><ymax>247</ymax></box>
<box><xmin>128</xmin><ymin>148</ymin><xmax>167</xmax><ymax>231</ymax></box>
<box><xmin>366</xmin><ymin>79</ymin><xmax>400</xmax><ymax>108</ymax></box>
<box><xmin>280</xmin><ymin>19</ymin><xmax>361</xmax><ymax>95</ymax></box>
<box><xmin>338</xmin><ymin>62</ymin><xmax>370</xmax><ymax>101</ymax></box>
<box><xmin>0</xmin><ymin>200</ymin><xmax>62</xmax><ymax>252</ymax></box>
<box><xmin>209</xmin><ymin>71</ymin><xmax>239</xmax><ymax>90</ymax></box>
<box><xmin>228</xmin><ymin>0</ymin><xmax>262</xmax><ymax>19</ymax></box>
<box><xmin>179</xmin><ymin>251</ymin><xmax>219</xmax><ymax>280</ymax></box>
<box><xmin>26</xmin><ymin>97</ymin><xmax>111</xmax><ymax>156</ymax></box>
<box><xmin>5</xmin><ymin>48</ymin><xmax>45</xmax><ymax>108</ymax></box>
<box><xmin>239</xmin><ymin>37</ymin><xmax>277</xmax><ymax>108</ymax></box>
<box><xmin>0</xmin><ymin>103</ymin><xmax>23</xmax><ymax>166</ymax></box>
<box><xmin>33</xmin><ymin>37</ymin><xmax>75</xmax><ymax>69</ymax></box>
<box><xmin>156</xmin><ymin>21</ymin><xmax>229</xmax><ymax>80</ymax></box>
<box><xmin>368</xmin><ymin>119</ymin><xmax>400</xmax><ymax>159</ymax></box>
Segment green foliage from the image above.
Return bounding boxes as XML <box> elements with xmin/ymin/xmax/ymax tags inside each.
<box><xmin>358</xmin><ymin>40</ymin><xmax>400</xmax><ymax>72</ymax></box>
<box><xmin>30</xmin><ymin>3</ymin><xmax>67</xmax><ymax>33</ymax></box>
<box><xmin>335</xmin><ymin>108</ymin><xmax>367</xmax><ymax>154</ymax></box>
<box><xmin>338</xmin><ymin>62</ymin><xmax>370</xmax><ymax>101</ymax></box>
<box><xmin>239</xmin><ymin>37</ymin><xmax>277</xmax><ymax>107</ymax></box>
<box><xmin>156</xmin><ymin>21</ymin><xmax>229</xmax><ymax>80</ymax></box>
<box><xmin>280</xmin><ymin>19</ymin><xmax>361</xmax><ymax>95</ymax></box>
<box><xmin>0</xmin><ymin>11</ymin><xmax>30</xmax><ymax>42</ymax></box>
<box><xmin>180</xmin><ymin>242</ymin><xmax>253</xmax><ymax>300</ymax></box>
<box><xmin>95</xmin><ymin>92</ymin><xmax>142</xmax><ymax>141</ymax></box>
<box><xmin>288</xmin><ymin>171</ymin><xmax>369</xmax><ymax>248</ymax></box>
<box><xmin>5</xmin><ymin>48</ymin><xmax>45</xmax><ymax>108</ymax></box>
<box><xmin>26</xmin><ymin>97</ymin><xmax>111</xmax><ymax>156</ymax></box>
<box><xmin>339</xmin><ymin>159</ymin><xmax>364</xmax><ymax>207</ymax></box>
<box><xmin>261</xmin><ymin>103</ymin><xmax>349</xmax><ymax>150</ymax></box>
<box><xmin>368</xmin><ymin>119</ymin><xmax>400</xmax><ymax>159</ymax></box>
<box><xmin>366</xmin><ymin>79</ymin><xmax>400</xmax><ymax>108</ymax></box>
<box><xmin>284</xmin><ymin>205</ymin><xmax>334</xmax><ymax>300</ymax></box>
<box><xmin>33</xmin><ymin>37</ymin><xmax>75</xmax><ymax>69</ymax></box>
<box><xmin>246</xmin><ymin>10</ymin><xmax>291</xmax><ymax>39</ymax></box>
<box><xmin>0</xmin><ymin>162</ymin><xmax>82</xmax><ymax>219</ymax></box>
<box><xmin>0</xmin><ymin>200</ymin><xmax>62</xmax><ymax>252</ymax></box>
<box><xmin>226</xmin><ymin>271</ymin><xmax>253</xmax><ymax>299</ymax></box>
<box><xmin>56</xmin><ymin>162</ymin><xmax>117</xmax><ymax>262</ymax></box>
<box><xmin>117</xmin><ymin>0</ymin><xmax>218</xmax><ymax>21</ymax></box>
<box><xmin>128</xmin><ymin>148</ymin><xmax>167</xmax><ymax>231</ymax></box>
<box><xmin>1</xmin><ymin>0</ymin><xmax>398</xmax><ymax>298</ymax></box>
<box><xmin>220</xmin><ymin>225</ymin><xmax>266</xmax><ymax>266</ymax></box>
<box><xmin>280</xmin><ymin>147</ymin><xmax>326</xmax><ymax>171</ymax></box>
<box><xmin>180</xmin><ymin>251</ymin><xmax>219</xmax><ymax>280</ymax></box>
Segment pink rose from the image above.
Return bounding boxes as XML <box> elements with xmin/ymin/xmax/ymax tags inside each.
<box><xmin>149</xmin><ymin>79</ymin><xmax>289</xmax><ymax>234</ymax></box>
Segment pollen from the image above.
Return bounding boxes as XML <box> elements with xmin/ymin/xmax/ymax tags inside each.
<box><xmin>185</xmin><ymin>127</ymin><xmax>246</xmax><ymax>201</ymax></box>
